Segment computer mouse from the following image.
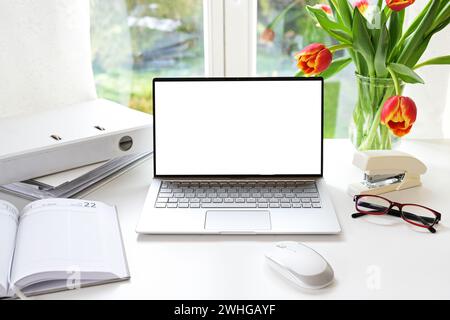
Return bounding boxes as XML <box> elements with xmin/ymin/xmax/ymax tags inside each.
<box><xmin>265</xmin><ymin>241</ymin><xmax>334</xmax><ymax>290</ymax></box>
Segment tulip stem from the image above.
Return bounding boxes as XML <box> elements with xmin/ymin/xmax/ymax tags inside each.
<box><xmin>359</xmin><ymin>106</ymin><xmax>383</xmax><ymax>150</ymax></box>
<box><xmin>387</xmin><ymin>66</ymin><xmax>401</xmax><ymax>95</ymax></box>
<box><xmin>328</xmin><ymin>44</ymin><xmax>352</xmax><ymax>53</ymax></box>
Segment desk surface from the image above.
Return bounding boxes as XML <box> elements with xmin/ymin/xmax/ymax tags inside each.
<box><xmin>29</xmin><ymin>139</ymin><xmax>450</xmax><ymax>299</ymax></box>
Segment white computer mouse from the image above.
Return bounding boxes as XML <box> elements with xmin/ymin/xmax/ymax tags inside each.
<box><xmin>265</xmin><ymin>241</ymin><xmax>334</xmax><ymax>290</ymax></box>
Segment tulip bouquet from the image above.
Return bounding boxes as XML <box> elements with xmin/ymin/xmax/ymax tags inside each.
<box><xmin>268</xmin><ymin>0</ymin><xmax>449</xmax><ymax>150</ymax></box>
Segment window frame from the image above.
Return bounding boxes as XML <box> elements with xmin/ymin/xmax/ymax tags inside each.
<box><xmin>203</xmin><ymin>0</ymin><xmax>225</xmax><ymax>76</ymax></box>
<box><xmin>204</xmin><ymin>0</ymin><xmax>257</xmax><ymax>77</ymax></box>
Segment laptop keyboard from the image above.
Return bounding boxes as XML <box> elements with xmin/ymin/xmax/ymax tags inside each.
<box><xmin>154</xmin><ymin>180</ymin><xmax>321</xmax><ymax>209</ymax></box>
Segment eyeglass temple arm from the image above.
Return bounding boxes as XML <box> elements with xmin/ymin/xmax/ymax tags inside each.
<box><xmin>353</xmin><ymin>202</ymin><xmax>436</xmax><ymax>224</ymax></box>
<box><xmin>352</xmin><ymin>211</ymin><xmax>437</xmax><ymax>233</ymax></box>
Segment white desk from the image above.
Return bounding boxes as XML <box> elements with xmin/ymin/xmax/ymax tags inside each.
<box><xmin>27</xmin><ymin>139</ymin><xmax>450</xmax><ymax>299</ymax></box>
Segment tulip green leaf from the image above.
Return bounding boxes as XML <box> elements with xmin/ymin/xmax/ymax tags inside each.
<box><xmin>405</xmin><ymin>35</ymin><xmax>432</xmax><ymax>68</ymax></box>
<box><xmin>320</xmin><ymin>57</ymin><xmax>352</xmax><ymax>80</ymax></box>
<box><xmin>388</xmin><ymin>10</ymin><xmax>404</xmax><ymax>55</ymax></box>
<box><xmin>401</xmin><ymin>1</ymin><xmax>433</xmax><ymax>40</ymax></box>
<box><xmin>414</xmin><ymin>55</ymin><xmax>450</xmax><ymax>69</ymax></box>
<box><xmin>306</xmin><ymin>6</ymin><xmax>352</xmax><ymax>44</ymax></box>
<box><xmin>374</xmin><ymin>25</ymin><xmax>390</xmax><ymax>78</ymax></box>
<box><xmin>328</xmin><ymin>0</ymin><xmax>344</xmax><ymax>27</ymax></box>
<box><xmin>388</xmin><ymin>1</ymin><xmax>433</xmax><ymax>62</ymax></box>
<box><xmin>397</xmin><ymin>0</ymin><xmax>440</xmax><ymax>66</ymax></box>
<box><xmin>428</xmin><ymin>1</ymin><xmax>450</xmax><ymax>37</ymax></box>
<box><xmin>334</xmin><ymin>0</ymin><xmax>353</xmax><ymax>28</ymax></box>
<box><xmin>327</xmin><ymin>1</ymin><xmax>338</xmax><ymax>20</ymax></box>
<box><xmin>352</xmin><ymin>7</ymin><xmax>374</xmax><ymax>62</ymax></box>
<box><xmin>388</xmin><ymin>63</ymin><xmax>425</xmax><ymax>84</ymax></box>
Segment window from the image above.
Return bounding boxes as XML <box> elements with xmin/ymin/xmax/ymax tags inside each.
<box><xmin>90</xmin><ymin>0</ymin><xmax>355</xmax><ymax>138</ymax></box>
<box><xmin>257</xmin><ymin>0</ymin><xmax>357</xmax><ymax>138</ymax></box>
<box><xmin>90</xmin><ymin>0</ymin><xmax>205</xmax><ymax>114</ymax></box>
<box><xmin>90</xmin><ymin>0</ymin><xmax>448</xmax><ymax>138</ymax></box>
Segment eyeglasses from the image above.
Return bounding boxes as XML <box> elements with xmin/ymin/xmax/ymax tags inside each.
<box><xmin>352</xmin><ymin>195</ymin><xmax>441</xmax><ymax>233</ymax></box>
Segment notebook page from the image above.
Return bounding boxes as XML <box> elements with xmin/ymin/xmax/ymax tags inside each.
<box><xmin>0</xmin><ymin>200</ymin><xmax>19</xmax><ymax>296</ymax></box>
<box><xmin>10</xmin><ymin>199</ymin><xmax>128</xmax><ymax>289</ymax></box>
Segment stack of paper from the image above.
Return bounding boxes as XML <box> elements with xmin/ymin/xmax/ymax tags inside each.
<box><xmin>0</xmin><ymin>152</ymin><xmax>151</xmax><ymax>201</ymax></box>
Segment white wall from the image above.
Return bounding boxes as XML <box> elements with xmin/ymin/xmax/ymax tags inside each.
<box><xmin>0</xmin><ymin>0</ymin><xmax>96</xmax><ymax>118</ymax></box>
<box><xmin>445</xmin><ymin>80</ymin><xmax>450</xmax><ymax>138</ymax></box>
<box><xmin>403</xmin><ymin>1</ymin><xmax>450</xmax><ymax>139</ymax></box>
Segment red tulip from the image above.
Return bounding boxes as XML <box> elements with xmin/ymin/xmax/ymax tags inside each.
<box><xmin>385</xmin><ymin>0</ymin><xmax>415</xmax><ymax>11</ymax></box>
<box><xmin>381</xmin><ymin>96</ymin><xmax>417</xmax><ymax>137</ymax></box>
<box><xmin>295</xmin><ymin>43</ymin><xmax>332</xmax><ymax>76</ymax></box>
<box><xmin>354</xmin><ymin>0</ymin><xmax>369</xmax><ymax>14</ymax></box>
<box><xmin>260</xmin><ymin>28</ymin><xmax>275</xmax><ymax>43</ymax></box>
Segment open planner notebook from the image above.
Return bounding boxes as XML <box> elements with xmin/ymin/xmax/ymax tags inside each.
<box><xmin>0</xmin><ymin>198</ymin><xmax>129</xmax><ymax>298</ymax></box>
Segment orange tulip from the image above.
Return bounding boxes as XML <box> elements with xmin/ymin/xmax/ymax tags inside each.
<box><xmin>260</xmin><ymin>28</ymin><xmax>275</xmax><ymax>43</ymax></box>
<box><xmin>295</xmin><ymin>43</ymin><xmax>332</xmax><ymax>76</ymax></box>
<box><xmin>385</xmin><ymin>0</ymin><xmax>415</xmax><ymax>11</ymax></box>
<box><xmin>354</xmin><ymin>0</ymin><xmax>369</xmax><ymax>14</ymax></box>
<box><xmin>381</xmin><ymin>96</ymin><xmax>417</xmax><ymax>137</ymax></box>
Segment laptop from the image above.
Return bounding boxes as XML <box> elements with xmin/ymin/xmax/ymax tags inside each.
<box><xmin>136</xmin><ymin>77</ymin><xmax>341</xmax><ymax>234</ymax></box>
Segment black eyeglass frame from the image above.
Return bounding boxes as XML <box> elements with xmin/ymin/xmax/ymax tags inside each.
<box><xmin>352</xmin><ymin>194</ymin><xmax>442</xmax><ymax>233</ymax></box>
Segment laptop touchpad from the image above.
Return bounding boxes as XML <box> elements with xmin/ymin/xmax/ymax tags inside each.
<box><xmin>205</xmin><ymin>210</ymin><xmax>271</xmax><ymax>231</ymax></box>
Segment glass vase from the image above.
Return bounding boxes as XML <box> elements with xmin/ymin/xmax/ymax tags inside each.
<box><xmin>350</xmin><ymin>74</ymin><xmax>402</xmax><ymax>150</ymax></box>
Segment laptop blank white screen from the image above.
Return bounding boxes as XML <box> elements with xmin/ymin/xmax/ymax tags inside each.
<box><xmin>154</xmin><ymin>79</ymin><xmax>322</xmax><ymax>176</ymax></box>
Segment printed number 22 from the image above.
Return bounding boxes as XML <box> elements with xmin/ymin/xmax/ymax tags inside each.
<box><xmin>84</xmin><ymin>202</ymin><xmax>96</xmax><ymax>208</ymax></box>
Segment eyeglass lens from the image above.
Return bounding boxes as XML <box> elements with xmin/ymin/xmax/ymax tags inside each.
<box><xmin>355</xmin><ymin>196</ymin><xmax>437</xmax><ymax>229</ymax></box>
<box><xmin>356</xmin><ymin>196</ymin><xmax>390</xmax><ymax>214</ymax></box>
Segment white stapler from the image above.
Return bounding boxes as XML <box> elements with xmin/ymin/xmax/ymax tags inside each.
<box><xmin>348</xmin><ymin>150</ymin><xmax>427</xmax><ymax>196</ymax></box>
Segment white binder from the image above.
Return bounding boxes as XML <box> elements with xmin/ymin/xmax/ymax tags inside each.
<box><xmin>0</xmin><ymin>99</ymin><xmax>153</xmax><ymax>185</ymax></box>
